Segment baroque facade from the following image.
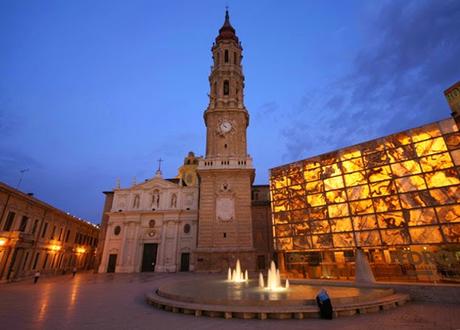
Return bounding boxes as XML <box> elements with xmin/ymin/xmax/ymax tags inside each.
<box><xmin>98</xmin><ymin>153</ymin><xmax>200</xmax><ymax>273</ymax></box>
<box><xmin>0</xmin><ymin>182</ymin><xmax>99</xmax><ymax>283</ymax></box>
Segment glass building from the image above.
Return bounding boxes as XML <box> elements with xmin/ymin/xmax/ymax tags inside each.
<box><xmin>269</xmin><ymin>117</ymin><xmax>460</xmax><ymax>282</ymax></box>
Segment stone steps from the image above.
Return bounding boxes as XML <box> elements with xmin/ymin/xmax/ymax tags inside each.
<box><xmin>146</xmin><ymin>288</ymin><xmax>410</xmax><ymax>320</ymax></box>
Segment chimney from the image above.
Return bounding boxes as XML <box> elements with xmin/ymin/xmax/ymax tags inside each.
<box><xmin>444</xmin><ymin>81</ymin><xmax>460</xmax><ymax>123</ymax></box>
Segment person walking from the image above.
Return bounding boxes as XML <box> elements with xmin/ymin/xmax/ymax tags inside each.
<box><xmin>34</xmin><ymin>271</ymin><xmax>41</xmax><ymax>284</ymax></box>
<box><xmin>72</xmin><ymin>267</ymin><xmax>77</xmax><ymax>278</ymax></box>
<box><xmin>316</xmin><ymin>288</ymin><xmax>333</xmax><ymax>319</ymax></box>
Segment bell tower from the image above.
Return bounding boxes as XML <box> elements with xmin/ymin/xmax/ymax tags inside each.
<box><xmin>195</xmin><ymin>10</ymin><xmax>256</xmax><ymax>271</ymax></box>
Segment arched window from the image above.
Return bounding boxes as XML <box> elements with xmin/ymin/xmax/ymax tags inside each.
<box><xmin>114</xmin><ymin>226</ymin><xmax>121</xmax><ymax>236</ymax></box>
<box><xmin>224</xmin><ymin>50</ymin><xmax>229</xmax><ymax>63</ymax></box>
<box><xmin>223</xmin><ymin>80</ymin><xmax>229</xmax><ymax>95</ymax></box>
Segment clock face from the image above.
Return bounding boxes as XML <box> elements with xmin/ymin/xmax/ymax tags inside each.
<box><xmin>219</xmin><ymin>121</ymin><xmax>233</xmax><ymax>134</ymax></box>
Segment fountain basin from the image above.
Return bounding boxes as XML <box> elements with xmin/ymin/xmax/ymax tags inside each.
<box><xmin>156</xmin><ymin>278</ymin><xmax>392</xmax><ymax>307</ymax></box>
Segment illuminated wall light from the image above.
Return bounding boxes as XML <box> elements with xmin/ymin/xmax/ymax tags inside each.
<box><xmin>76</xmin><ymin>247</ymin><xmax>86</xmax><ymax>254</ymax></box>
<box><xmin>0</xmin><ymin>238</ymin><xmax>7</xmax><ymax>246</ymax></box>
<box><xmin>50</xmin><ymin>245</ymin><xmax>62</xmax><ymax>251</ymax></box>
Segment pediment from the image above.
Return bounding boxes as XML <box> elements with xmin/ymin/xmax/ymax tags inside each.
<box><xmin>131</xmin><ymin>177</ymin><xmax>179</xmax><ymax>190</ymax></box>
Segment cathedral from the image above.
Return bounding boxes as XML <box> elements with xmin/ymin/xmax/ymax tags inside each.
<box><xmin>97</xmin><ymin>11</ymin><xmax>273</xmax><ymax>273</ymax></box>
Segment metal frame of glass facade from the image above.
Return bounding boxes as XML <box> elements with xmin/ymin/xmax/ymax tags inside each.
<box><xmin>270</xmin><ymin>118</ymin><xmax>460</xmax><ymax>254</ymax></box>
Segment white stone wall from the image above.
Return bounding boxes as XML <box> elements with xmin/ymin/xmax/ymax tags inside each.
<box><xmin>98</xmin><ymin>176</ymin><xmax>198</xmax><ymax>273</ymax></box>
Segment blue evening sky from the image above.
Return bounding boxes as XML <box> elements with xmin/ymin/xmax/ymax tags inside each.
<box><xmin>1</xmin><ymin>1</ymin><xmax>459</xmax><ymax>223</ymax></box>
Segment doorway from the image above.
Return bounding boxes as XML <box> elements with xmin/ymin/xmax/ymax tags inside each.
<box><xmin>141</xmin><ymin>243</ymin><xmax>158</xmax><ymax>272</ymax></box>
<box><xmin>107</xmin><ymin>254</ymin><xmax>117</xmax><ymax>273</ymax></box>
<box><xmin>180</xmin><ymin>253</ymin><xmax>190</xmax><ymax>272</ymax></box>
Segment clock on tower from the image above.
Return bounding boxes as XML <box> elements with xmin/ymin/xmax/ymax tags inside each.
<box><xmin>195</xmin><ymin>10</ymin><xmax>256</xmax><ymax>271</ymax></box>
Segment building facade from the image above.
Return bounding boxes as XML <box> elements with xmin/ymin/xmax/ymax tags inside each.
<box><xmin>0</xmin><ymin>182</ymin><xmax>99</xmax><ymax>283</ymax></box>
<box><xmin>270</xmin><ymin>114</ymin><xmax>460</xmax><ymax>282</ymax></box>
<box><xmin>194</xmin><ymin>10</ymin><xmax>256</xmax><ymax>271</ymax></box>
<box><xmin>98</xmin><ymin>152</ymin><xmax>200</xmax><ymax>273</ymax></box>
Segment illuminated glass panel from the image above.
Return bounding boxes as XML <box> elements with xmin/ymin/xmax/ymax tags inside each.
<box><xmin>353</xmin><ymin>215</ymin><xmax>378</xmax><ymax>230</ymax></box>
<box><xmin>387</xmin><ymin>145</ymin><xmax>417</xmax><ymax>163</ymax></box>
<box><xmin>330</xmin><ymin>217</ymin><xmax>353</xmax><ymax>232</ymax></box>
<box><xmin>445</xmin><ymin>133</ymin><xmax>460</xmax><ymax>150</ymax></box>
<box><xmin>275</xmin><ymin>224</ymin><xmax>293</xmax><ymax>237</ymax></box>
<box><xmin>340</xmin><ymin>149</ymin><xmax>361</xmax><ymax>160</ymax></box>
<box><xmin>328</xmin><ymin>203</ymin><xmax>349</xmax><ymax>218</ymax></box>
<box><xmin>415</xmin><ymin>137</ymin><xmax>448</xmax><ymax>157</ymax></box>
<box><xmin>310</xmin><ymin>206</ymin><xmax>328</xmax><ymax>220</ymax></box>
<box><xmin>425</xmin><ymin>168</ymin><xmax>460</xmax><ymax>188</ymax></box>
<box><xmin>322</xmin><ymin>163</ymin><xmax>342</xmax><ymax>178</ymax></box>
<box><xmin>367</xmin><ymin>166</ymin><xmax>392</xmax><ymax>183</ymax></box>
<box><xmin>325</xmin><ymin>189</ymin><xmax>347</xmax><ymax>204</ymax></box>
<box><xmin>293</xmin><ymin>236</ymin><xmax>313</xmax><ymax>249</ymax></box>
<box><xmin>411</xmin><ymin>123</ymin><xmax>441</xmax><ymax>142</ymax></box>
<box><xmin>451</xmin><ymin>150</ymin><xmax>460</xmax><ymax>166</ymax></box>
<box><xmin>293</xmin><ymin>222</ymin><xmax>310</xmax><ymax>236</ymax></box>
<box><xmin>395</xmin><ymin>175</ymin><xmax>427</xmax><ymax>192</ymax></box>
<box><xmin>407</xmin><ymin>208</ymin><xmax>437</xmax><ymax>226</ymax></box>
<box><xmin>304</xmin><ymin>167</ymin><xmax>322</xmax><ymax>181</ymax></box>
<box><xmin>333</xmin><ymin>233</ymin><xmax>355</xmax><ymax>247</ymax></box>
<box><xmin>442</xmin><ymin>223</ymin><xmax>460</xmax><ymax>243</ymax></box>
<box><xmin>348</xmin><ymin>184</ymin><xmax>370</xmax><ymax>200</ymax></box>
<box><xmin>373</xmin><ymin>195</ymin><xmax>401</xmax><ymax>213</ymax></box>
<box><xmin>419</xmin><ymin>152</ymin><xmax>454</xmax><ymax>172</ymax></box>
<box><xmin>306</xmin><ymin>180</ymin><xmax>324</xmax><ymax>193</ymax></box>
<box><xmin>344</xmin><ymin>171</ymin><xmax>367</xmax><ymax>187</ymax></box>
<box><xmin>377</xmin><ymin>212</ymin><xmax>406</xmax><ymax>229</ymax></box>
<box><xmin>409</xmin><ymin>226</ymin><xmax>443</xmax><ymax>244</ymax></box>
<box><xmin>324</xmin><ymin>176</ymin><xmax>344</xmax><ymax>191</ymax></box>
<box><xmin>350</xmin><ymin>199</ymin><xmax>374</xmax><ymax>215</ymax></box>
<box><xmin>342</xmin><ymin>158</ymin><xmax>364</xmax><ymax>173</ymax></box>
<box><xmin>275</xmin><ymin>237</ymin><xmax>293</xmax><ymax>250</ymax></box>
<box><xmin>436</xmin><ymin>205</ymin><xmax>460</xmax><ymax>223</ymax></box>
<box><xmin>307</xmin><ymin>193</ymin><xmax>326</xmax><ymax>207</ymax></box>
<box><xmin>370</xmin><ymin>180</ymin><xmax>396</xmax><ymax>197</ymax></box>
<box><xmin>355</xmin><ymin>230</ymin><xmax>381</xmax><ymax>246</ymax></box>
<box><xmin>311</xmin><ymin>234</ymin><xmax>333</xmax><ymax>248</ymax></box>
<box><xmin>381</xmin><ymin>229</ymin><xmax>410</xmax><ymax>245</ymax></box>
<box><xmin>391</xmin><ymin>160</ymin><xmax>421</xmax><ymax>177</ymax></box>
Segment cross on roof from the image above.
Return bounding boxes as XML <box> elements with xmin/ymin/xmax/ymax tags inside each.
<box><xmin>157</xmin><ymin>158</ymin><xmax>163</xmax><ymax>172</ymax></box>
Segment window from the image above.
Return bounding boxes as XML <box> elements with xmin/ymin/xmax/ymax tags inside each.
<box><xmin>32</xmin><ymin>219</ymin><xmax>40</xmax><ymax>234</ymax></box>
<box><xmin>149</xmin><ymin>220</ymin><xmax>156</xmax><ymax>228</ymax></box>
<box><xmin>184</xmin><ymin>224</ymin><xmax>191</xmax><ymax>234</ymax></box>
<box><xmin>65</xmin><ymin>229</ymin><xmax>70</xmax><ymax>242</ymax></box>
<box><xmin>51</xmin><ymin>225</ymin><xmax>56</xmax><ymax>239</ymax></box>
<box><xmin>58</xmin><ymin>228</ymin><xmax>63</xmax><ymax>241</ymax></box>
<box><xmin>41</xmin><ymin>222</ymin><xmax>48</xmax><ymax>238</ymax></box>
<box><xmin>114</xmin><ymin>226</ymin><xmax>121</xmax><ymax>236</ymax></box>
<box><xmin>43</xmin><ymin>253</ymin><xmax>49</xmax><ymax>269</ymax></box>
<box><xmin>19</xmin><ymin>216</ymin><xmax>28</xmax><ymax>232</ymax></box>
<box><xmin>224</xmin><ymin>49</ymin><xmax>229</xmax><ymax>63</ymax></box>
<box><xmin>32</xmin><ymin>253</ymin><xmax>40</xmax><ymax>270</ymax></box>
<box><xmin>3</xmin><ymin>211</ymin><xmax>15</xmax><ymax>231</ymax></box>
<box><xmin>223</xmin><ymin>80</ymin><xmax>229</xmax><ymax>95</ymax></box>
<box><xmin>234</xmin><ymin>52</ymin><xmax>237</xmax><ymax>64</ymax></box>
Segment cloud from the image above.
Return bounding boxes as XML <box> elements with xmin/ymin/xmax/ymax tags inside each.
<box><xmin>282</xmin><ymin>0</ymin><xmax>460</xmax><ymax>162</ymax></box>
<box><xmin>256</xmin><ymin>101</ymin><xmax>279</xmax><ymax>119</ymax></box>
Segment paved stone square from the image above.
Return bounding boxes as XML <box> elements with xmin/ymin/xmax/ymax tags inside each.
<box><xmin>0</xmin><ymin>272</ymin><xmax>459</xmax><ymax>330</ymax></box>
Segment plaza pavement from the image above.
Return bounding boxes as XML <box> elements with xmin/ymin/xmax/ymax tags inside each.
<box><xmin>0</xmin><ymin>272</ymin><xmax>459</xmax><ymax>330</ymax></box>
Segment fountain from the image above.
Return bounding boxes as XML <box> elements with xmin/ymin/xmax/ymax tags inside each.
<box><xmin>227</xmin><ymin>259</ymin><xmax>248</xmax><ymax>283</ymax></box>
<box><xmin>259</xmin><ymin>260</ymin><xmax>289</xmax><ymax>291</ymax></box>
<box><xmin>147</xmin><ymin>259</ymin><xmax>409</xmax><ymax>320</ymax></box>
